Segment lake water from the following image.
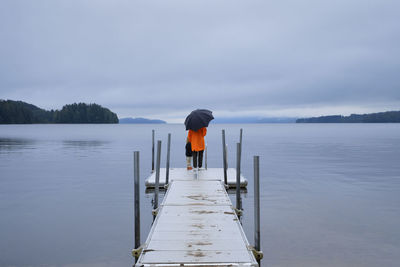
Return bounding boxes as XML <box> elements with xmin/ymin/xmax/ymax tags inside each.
<box><xmin>0</xmin><ymin>124</ymin><xmax>399</xmax><ymax>267</ymax></box>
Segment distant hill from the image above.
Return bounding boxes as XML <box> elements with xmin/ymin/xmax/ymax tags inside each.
<box><xmin>0</xmin><ymin>100</ymin><xmax>118</xmax><ymax>124</ymax></box>
<box><xmin>296</xmin><ymin>111</ymin><xmax>400</xmax><ymax>123</ymax></box>
<box><xmin>119</xmin><ymin>117</ymin><xmax>166</xmax><ymax>124</ymax></box>
<box><xmin>0</xmin><ymin>100</ymin><xmax>53</xmax><ymax>123</ymax></box>
<box><xmin>212</xmin><ymin>117</ymin><xmax>297</xmax><ymax>123</ymax></box>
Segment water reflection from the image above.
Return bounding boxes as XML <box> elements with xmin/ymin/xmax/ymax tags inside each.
<box><xmin>62</xmin><ymin>140</ymin><xmax>109</xmax><ymax>148</ymax></box>
<box><xmin>0</xmin><ymin>138</ymin><xmax>36</xmax><ymax>153</ymax></box>
<box><xmin>60</xmin><ymin>140</ymin><xmax>111</xmax><ymax>160</ymax></box>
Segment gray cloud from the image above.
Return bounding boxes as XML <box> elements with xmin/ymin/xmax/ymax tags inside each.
<box><xmin>1</xmin><ymin>0</ymin><xmax>399</xmax><ymax>121</ymax></box>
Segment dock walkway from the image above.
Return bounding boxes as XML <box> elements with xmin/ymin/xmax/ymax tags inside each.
<box><xmin>136</xmin><ymin>168</ymin><xmax>258</xmax><ymax>266</ymax></box>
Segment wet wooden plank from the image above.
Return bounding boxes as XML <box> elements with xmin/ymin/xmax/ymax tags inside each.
<box><xmin>164</xmin><ymin>180</ymin><xmax>231</xmax><ymax>206</ymax></box>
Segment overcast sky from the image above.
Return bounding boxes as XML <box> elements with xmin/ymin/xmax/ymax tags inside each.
<box><xmin>1</xmin><ymin>0</ymin><xmax>399</xmax><ymax>122</ymax></box>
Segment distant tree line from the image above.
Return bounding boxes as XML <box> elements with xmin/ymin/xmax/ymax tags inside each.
<box><xmin>296</xmin><ymin>111</ymin><xmax>400</xmax><ymax>123</ymax></box>
<box><xmin>119</xmin><ymin>117</ymin><xmax>166</xmax><ymax>124</ymax></box>
<box><xmin>0</xmin><ymin>100</ymin><xmax>119</xmax><ymax>124</ymax></box>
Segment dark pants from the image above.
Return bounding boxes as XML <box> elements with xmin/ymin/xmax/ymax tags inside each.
<box><xmin>192</xmin><ymin>150</ymin><xmax>204</xmax><ymax>168</ymax></box>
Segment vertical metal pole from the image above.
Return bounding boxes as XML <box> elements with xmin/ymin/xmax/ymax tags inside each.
<box><xmin>222</xmin><ymin>130</ymin><xmax>228</xmax><ymax>185</ymax></box>
<box><xmin>151</xmin><ymin>130</ymin><xmax>155</xmax><ymax>172</ymax></box>
<box><xmin>236</xmin><ymin>143</ymin><xmax>242</xmax><ymax>212</ymax></box>
<box><xmin>134</xmin><ymin>151</ymin><xmax>140</xmax><ymax>252</ymax></box>
<box><xmin>205</xmin><ymin>144</ymin><xmax>208</xmax><ymax>170</ymax></box>
<box><xmin>165</xmin><ymin>133</ymin><xmax>171</xmax><ymax>185</ymax></box>
<box><xmin>154</xmin><ymin>140</ymin><xmax>161</xmax><ymax>221</ymax></box>
<box><xmin>225</xmin><ymin>144</ymin><xmax>228</xmax><ymax>169</ymax></box>
<box><xmin>254</xmin><ymin>155</ymin><xmax>261</xmax><ymax>265</ymax></box>
<box><xmin>240</xmin><ymin>128</ymin><xmax>243</xmax><ymax>149</ymax></box>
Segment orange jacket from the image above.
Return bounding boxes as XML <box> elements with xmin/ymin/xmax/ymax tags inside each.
<box><xmin>188</xmin><ymin>127</ymin><xmax>207</xmax><ymax>151</ymax></box>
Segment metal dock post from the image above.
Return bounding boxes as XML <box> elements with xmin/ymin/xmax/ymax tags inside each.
<box><xmin>236</xmin><ymin>142</ymin><xmax>242</xmax><ymax>216</ymax></box>
<box><xmin>153</xmin><ymin>140</ymin><xmax>161</xmax><ymax>221</ymax></box>
<box><xmin>240</xmin><ymin>128</ymin><xmax>243</xmax><ymax>149</ymax></box>
<box><xmin>151</xmin><ymin>130</ymin><xmax>155</xmax><ymax>172</ymax></box>
<box><xmin>253</xmin><ymin>155</ymin><xmax>263</xmax><ymax>264</ymax></box>
<box><xmin>165</xmin><ymin>133</ymin><xmax>171</xmax><ymax>186</ymax></box>
<box><xmin>222</xmin><ymin>129</ymin><xmax>228</xmax><ymax>186</ymax></box>
<box><xmin>205</xmin><ymin>144</ymin><xmax>208</xmax><ymax>170</ymax></box>
<box><xmin>133</xmin><ymin>151</ymin><xmax>141</xmax><ymax>262</ymax></box>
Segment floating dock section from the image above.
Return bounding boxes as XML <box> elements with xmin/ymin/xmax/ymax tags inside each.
<box><xmin>136</xmin><ymin>169</ymin><xmax>258</xmax><ymax>266</ymax></box>
<box><xmin>145</xmin><ymin>168</ymin><xmax>248</xmax><ymax>189</ymax></box>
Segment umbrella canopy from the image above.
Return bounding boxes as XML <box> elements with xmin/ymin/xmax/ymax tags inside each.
<box><xmin>184</xmin><ymin>109</ymin><xmax>214</xmax><ymax>131</ymax></box>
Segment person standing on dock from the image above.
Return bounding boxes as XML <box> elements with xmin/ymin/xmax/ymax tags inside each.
<box><xmin>188</xmin><ymin>127</ymin><xmax>207</xmax><ymax>169</ymax></box>
<box><xmin>184</xmin><ymin>109</ymin><xmax>214</xmax><ymax>169</ymax></box>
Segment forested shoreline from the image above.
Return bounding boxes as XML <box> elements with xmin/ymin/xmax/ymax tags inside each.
<box><xmin>296</xmin><ymin>111</ymin><xmax>400</xmax><ymax>123</ymax></box>
<box><xmin>0</xmin><ymin>100</ymin><xmax>118</xmax><ymax>124</ymax></box>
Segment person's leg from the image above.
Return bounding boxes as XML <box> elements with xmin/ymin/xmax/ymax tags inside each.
<box><xmin>193</xmin><ymin>151</ymin><xmax>198</xmax><ymax>168</ymax></box>
<box><xmin>198</xmin><ymin>150</ymin><xmax>204</xmax><ymax>168</ymax></box>
<box><xmin>186</xmin><ymin>157</ymin><xmax>192</xmax><ymax>170</ymax></box>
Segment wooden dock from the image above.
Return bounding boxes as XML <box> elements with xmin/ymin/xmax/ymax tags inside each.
<box><xmin>135</xmin><ymin>168</ymin><xmax>258</xmax><ymax>266</ymax></box>
<box><xmin>145</xmin><ymin>168</ymin><xmax>248</xmax><ymax>189</ymax></box>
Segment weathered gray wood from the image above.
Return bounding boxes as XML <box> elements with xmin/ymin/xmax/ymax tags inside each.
<box><xmin>136</xmin><ymin>170</ymin><xmax>258</xmax><ymax>266</ymax></box>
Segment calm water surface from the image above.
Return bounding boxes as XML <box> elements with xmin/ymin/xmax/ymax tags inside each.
<box><xmin>0</xmin><ymin>124</ymin><xmax>399</xmax><ymax>266</ymax></box>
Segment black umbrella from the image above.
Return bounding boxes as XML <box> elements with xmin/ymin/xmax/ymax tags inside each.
<box><xmin>184</xmin><ymin>109</ymin><xmax>214</xmax><ymax>131</ymax></box>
